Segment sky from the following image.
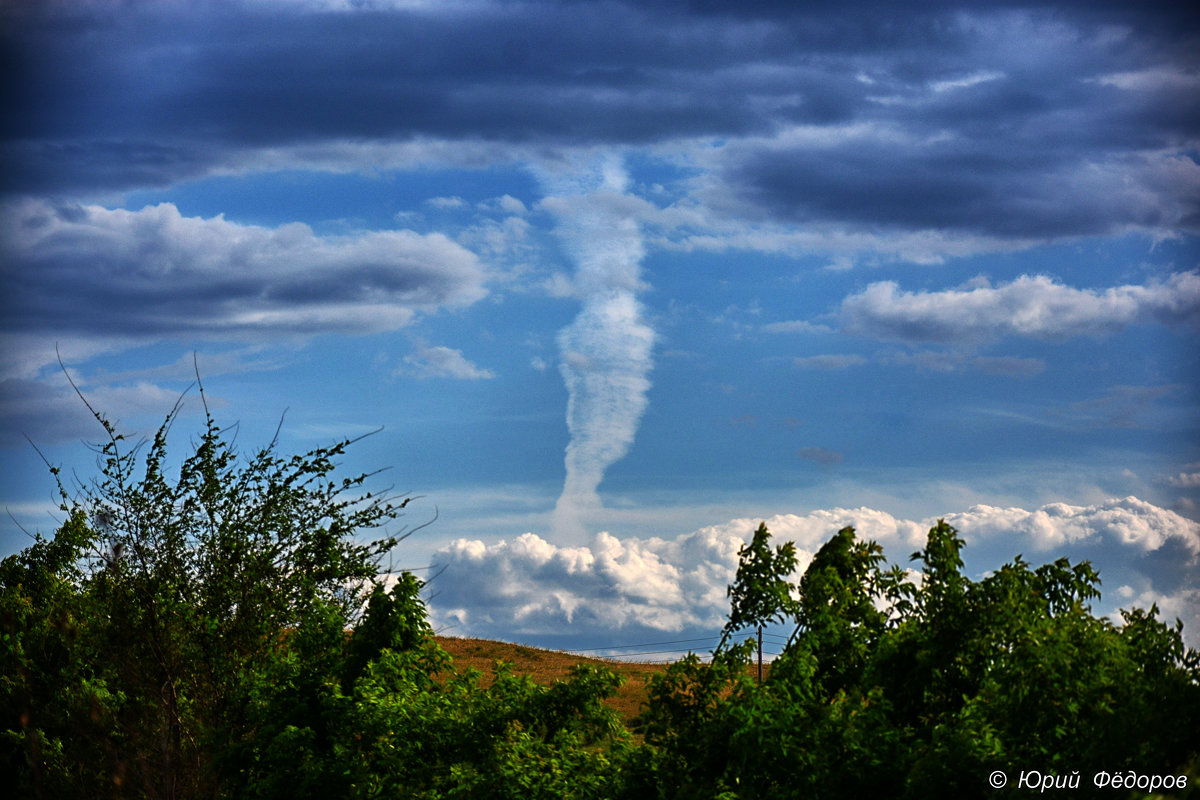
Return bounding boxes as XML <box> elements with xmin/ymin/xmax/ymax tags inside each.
<box><xmin>2</xmin><ymin>0</ymin><xmax>1199</xmax><ymax>654</ymax></box>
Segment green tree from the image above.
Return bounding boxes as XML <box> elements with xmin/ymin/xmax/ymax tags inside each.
<box><xmin>719</xmin><ymin>523</ymin><xmax>799</xmax><ymax>651</ymax></box>
<box><xmin>635</xmin><ymin>520</ymin><xmax>1200</xmax><ymax>799</ymax></box>
<box><xmin>881</xmin><ymin>525</ymin><xmax>1200</xmax><ymax>795</ymax></box>
<box><xmin>346</xmin><ymin>655</ymin><xmax>629</xmax><ymax>799</ymax></box>
<box><xmin>3</xmin><ymin>374</ymin><xmax>637</xmax><ymax>800</ymax></box>
<box><xmin>1</xmin><ymin>509</ymin><xmax>122</xmax><ymax>797</ymax></box>
<box><xmin>630</xmin><ymin>648</ymin><xmax>754</xmax><ymax>799</ymax></box>
<box><xmin>217</xmin><ymin>571</ymin><xmax>448</xmax><ymax>800</ymax></box>
<box><xmin>2</xmin><ymin>378</ymin><xmax>414</xmax><ymax>799</ymax></box>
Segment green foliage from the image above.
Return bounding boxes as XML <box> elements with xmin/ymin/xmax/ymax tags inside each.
<box><xmin>5</xmin><ymin>379</ymin><xmax>1198</xmax><ymax>798</ymax></box>
<box><xmin>342</xmin><ymin>653</ymin><xmax>628</xmax><ymax>799</ymax></box>
<box><xmin>1</xmin><ymin>384</ymin><xmax>633</xmax><ymax>799</ymax></box>
<box><xmin>636</xmin><ymin>520</ymin><xmax>1200</xmax><ymax>799</ymax></box>
<box><xmin>776</xmin><ymin>526</ymin><xmax>902</xmax><ymax>696</ymax></box>
<box><xmin>1</xmin><ymin>509</ymin><xmax>123</xmax><ymax>797</ymax></box>
<box><xmin>2</xmin><ymin>385</ymin><xmax>412</xmax><ymax>798</ymax></box>
<box><xmin>341</xmin><ymin>574</ymin><xmax>436</xmax><ymax>691</ymax></box>
<box><xmin>720</xmin><ymin>523</ymin><xmax>799</xmax><ymax>649</ymax></box>
<box><xmin>631</xmin><ymin>648</ymin><xmax>754</xmax><ymax>798</ymax></box>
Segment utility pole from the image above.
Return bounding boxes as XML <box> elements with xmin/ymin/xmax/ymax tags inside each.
<box><xmin>757</xmin><ymin>625</ymin><xmax>763</xmax><ymax>683</ymax></box>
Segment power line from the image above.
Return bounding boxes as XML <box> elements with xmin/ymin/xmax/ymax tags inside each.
<box><xmin>464</xmin><ymin>630</ymin><xmax>794</xmax><ymax>665</ymax></box>
<box><xmin>565</xmin><ymin>635</ymin><xmax>721</xmax><ymax>653</ymax></box>
<box><xmin>569</xmin><ymin>638</ymin><xmax>785</xmax><ymax>662</ymax></box>
<box><xmin>597</xmin><ymin>646</ymin><xmax>787</xmax><ymax>661</ymax></box>
<box><xmin>601</xmin><ymin>647</ymin><xmax>712</xmax><ymax>659</ymax></box>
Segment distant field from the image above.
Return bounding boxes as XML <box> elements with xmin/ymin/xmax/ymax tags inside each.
<box><xmin>436</xmin><ymin>637</ymin><xmax>677</xmax><ymax>726</ymax></box>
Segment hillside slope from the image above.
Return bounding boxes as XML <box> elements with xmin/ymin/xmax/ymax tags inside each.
<box><xmin>436</xmin><ymin>637</ymin><xmax>676</xmax><ymax>725</ymax></box>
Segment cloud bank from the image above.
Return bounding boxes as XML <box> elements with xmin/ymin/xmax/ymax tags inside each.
<box><xmin>5</xmin><ymin>2</ymin><xmax>1196</xmax><ymax>251</ymax></box>
<box><xmin>427</xmin><ymin>498</ymin><xmax>1200</xmax><ymax>648</ymax></box>
<box><xmin>1</xmin><ymin>199</ymin><xmax>488</xmax><ymax>348</ymax></box>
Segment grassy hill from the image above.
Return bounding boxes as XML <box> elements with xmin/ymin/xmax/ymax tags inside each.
<box><xmin>436</xmin><ymin>637</ymin><xmax>677</xmax><ymax>726</ymax></box>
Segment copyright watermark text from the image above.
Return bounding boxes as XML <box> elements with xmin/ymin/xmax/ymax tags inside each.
<box><xmin>985</xmin><ymin>769</ymin><xmax>1189</xmax><ymax>792</ymax></box>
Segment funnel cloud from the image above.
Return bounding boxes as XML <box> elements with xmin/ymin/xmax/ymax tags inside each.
<box><xmin>541</xmin><ymin>157</ymin><xmax>655</xmax><ymax>542</ymax></box>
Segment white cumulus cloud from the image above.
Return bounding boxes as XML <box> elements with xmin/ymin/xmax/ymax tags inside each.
<box><xmin>430</xmin><ymin>527</ymin><xmax>737</xmax><ymax>636</ymax></box>
<box><xmin>841</xmin><ymin>271</ymin><xmax>1200</xmax><ymax>344</ymax></box>
<box><xmin>426</xmin><ymin>499</ymin><xmax>1200</xmax><ymax>647</ymax></box>
<box><xmin>941</xmin><ymin>496</ymin><xmax>1200</xmax><ymax>555</ymax></box>
<box><xmin>1167</xmin><ymin>472</ymin><xmax>1200</xmax><ymax>489</ymax></box>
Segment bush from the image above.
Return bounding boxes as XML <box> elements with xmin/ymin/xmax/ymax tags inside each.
<box><xmin>2</xmin><ymin>380</ymin><xmax>413</xmax><ymax>798</ymax></box>
<box><xmin>1</xmin><ymin>378</ymin><xmax>631</xmax><ymax>800</ymax></box>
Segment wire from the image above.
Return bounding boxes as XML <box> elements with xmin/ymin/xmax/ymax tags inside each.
<box><xmin>461</xmin><ymin>630</ymin><xmax>795</xmax><ymax>664</ymax></box>
<box><xmin>597</xmin><ymin>647</ymin><xmax>787</xmax><ymax>662</ymax></box>
<box><xmin>578</xmin><ymin>642</ymin><xmax>786</xmax><ymax>661</ymax></box>
<box><xmin>565</xmin><ymin>635</ymin><xmax>722</xmax><ymax>653</ymax></box>
<box><xmin>598</xmin><ymin>647</ymin><xmax>720</xmax><ymax>659</ymax></box>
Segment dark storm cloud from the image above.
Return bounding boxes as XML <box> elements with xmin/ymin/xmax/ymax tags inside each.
<box><xmin>1</xmin><ymin>1</ymin><xmax>1014</xmax><ymax>145</ymax></box>
<box><xmin>727</xmin><ymin>137</ymin><xmax>1197</xmax><ymax>239</ymax></box>
<box><xmin>2</xmin><ymin>0</ymin><xmax>1197</xmax><ymax>239</ymax></box>
<box><xmin>1</xmin><ymin>140</ymin><xmax>223</xmax><ymax>196</ymax></box>
<box><xmin>3</xmin><ymin>1</ymin><xmax>780</xmax><ymax>169</ymax></box>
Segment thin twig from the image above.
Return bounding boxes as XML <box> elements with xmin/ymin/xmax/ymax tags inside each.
<box><xmin>57</xmin><ymin>343</ymin><xmax>118</xmax><ymax>448</ymax></box>
<box><xmin>5</xmin><ymin>507</ymin><xmax>37</xmax><ymax>541</ymax></box>
<box><xmin>270</xmin><ymin>408</ymin><xmax>288</xmax><ymax>450</ymax></box>
<box><xmin>395</xmin><ymin>505</ymin><xmax>438</xmax><ymax>544</ymax></box>
<box><xmin>192</xmin><ymin>351</ymin><xmax>210</xmax><ymax>419</ymax></box>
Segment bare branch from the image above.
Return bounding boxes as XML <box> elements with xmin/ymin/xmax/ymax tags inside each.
<box><xmin>57</xmin><ymin>343</ymin><xmax>118</xmax><ymax>448</ymax></box>
<box><xmin>193</xmin><ymin>351</ymin><xmax>210</xmax><ymax>419</ymax></box>
<box><xmin>5</xmin><ymin>507</ymin><xmax>37</xmax><ymax>541</ymax></box>
<box><xmin>395</xmin><ymin>505</ymin><xmax>438</xmax><ymax>544</ymax></box>
<box><xmin>270</xmin><ymin>408</ymin><xmax>288</xmax><ymax>450</ymax></box>
<box><xmin>422</xmin><ymin>561</ymin><xmax>449</xmax><ymax>587</ymax></box>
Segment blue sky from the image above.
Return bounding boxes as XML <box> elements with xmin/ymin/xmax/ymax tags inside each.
<box><xmin>2</xmin><ymin>0</ymin><xmax>1198</xmax><ymax>652</ymax></box>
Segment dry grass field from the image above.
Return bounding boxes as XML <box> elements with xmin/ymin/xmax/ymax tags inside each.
<box><xmin>435</xmin><ymin>637</ymin><xmax>678</xmax><ymax>726</ymax></box>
